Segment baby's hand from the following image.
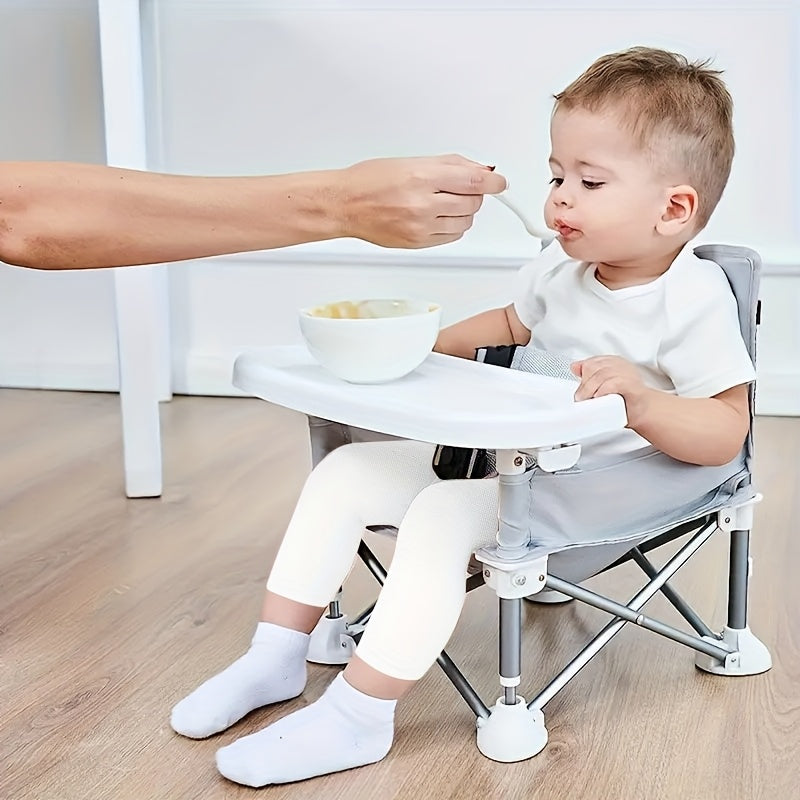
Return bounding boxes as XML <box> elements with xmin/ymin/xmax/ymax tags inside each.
<box><xmin>571</xmin><ymin>355</ymin><xmax>650</xmax><ymax>423</ymax></box>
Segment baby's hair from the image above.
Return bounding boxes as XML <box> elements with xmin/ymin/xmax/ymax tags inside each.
<box><xmin>554</xmin><ymin>46</ymin><xmax>734</xmax><ymax>229</ymax></box>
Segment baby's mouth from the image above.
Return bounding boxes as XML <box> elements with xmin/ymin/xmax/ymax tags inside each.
<box><xmin>554</xmin><ymin>220</ymin><xmax>580</xmax><ymax>238</ymax></box>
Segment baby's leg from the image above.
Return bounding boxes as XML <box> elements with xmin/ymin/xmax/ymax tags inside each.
<box><xmin>351</xmin><ymin>478</ymin><xmax>501</xmax><ymax>681</ymax></box>
<box><xmin>215</xmin><ymin>478</ymin><xmax>500</xmax><ymax>786</ymax></box>
<box><xmin>170</xmin><ymin>440</ymin><xmax>438</xmax><ymax>739</ymax></box>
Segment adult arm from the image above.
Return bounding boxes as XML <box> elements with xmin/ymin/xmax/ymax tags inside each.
<box><xmin>0</xmin><ymin>155</ymin><xmax>506</xmax><ymax>270</ymax></box>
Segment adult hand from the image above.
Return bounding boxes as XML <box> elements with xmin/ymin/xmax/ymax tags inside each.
<box><xmin>336</xmin><ymin>154</ymin><xmax>507</xmax><ymax>248</ymax></box>
<box><xmin>571</xmin><ymin>355</ymin><xmax>652</xmax><ymax>426</ymax></box>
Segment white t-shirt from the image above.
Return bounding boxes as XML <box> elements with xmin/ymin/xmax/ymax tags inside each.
<box><xmin>512</xmin><ymin>240</ymin><xmax>756</xmax><ymax>463</ymax></box>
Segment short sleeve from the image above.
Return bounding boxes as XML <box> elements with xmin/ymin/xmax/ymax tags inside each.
<box><xmin>658</xmin><ymin>266</ymin><xmax>756</xmax><ymax>398</ymax></box>
<box><xmin>512</xmin><ymin>240</ymin><xmax>565</xmax><ymax>331</ymax></box>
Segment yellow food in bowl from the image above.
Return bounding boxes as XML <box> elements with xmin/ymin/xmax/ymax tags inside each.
<box><xmin>308</xmin><ymin>299</ymin><xmax>438</xmax><ymax>320</ymax></box>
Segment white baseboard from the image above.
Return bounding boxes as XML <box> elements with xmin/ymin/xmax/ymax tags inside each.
<box><xmin>172</xmin><ymin>351</ymin><xmax>248</xmax><ymax>397</ymax></box>
<box><xmin>0</xmin><ymin>361</ymin><xmax>119</xmax><ymax>392</ymax></box>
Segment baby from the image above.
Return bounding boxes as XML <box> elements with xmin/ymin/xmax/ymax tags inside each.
<box><xmin>170</xmin><ymin>46</ymin><xmax>754</xmax><ymax>787</ymax></box>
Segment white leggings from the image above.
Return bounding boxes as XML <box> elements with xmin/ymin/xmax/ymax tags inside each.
<box><xmin>266</xmin><ymin>440</ymin><xmax>499</xmax><ymax>681</ymax></box>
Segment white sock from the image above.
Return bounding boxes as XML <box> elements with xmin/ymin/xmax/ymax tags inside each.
<box><xmin>170</xmin><ymin>622</ymin><xmax>309</xmax><ymax>739</ymax></box>
<box><xmin>215</xmin><ymin>673</ymin><xmax>395</xmax><ymax>787</ymax></box>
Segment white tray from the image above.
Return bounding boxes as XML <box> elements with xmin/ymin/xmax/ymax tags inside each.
<box><xmin>232</xmin><ymin>345</ymin><xmax>627</xmax><ymax>450</ymax></box>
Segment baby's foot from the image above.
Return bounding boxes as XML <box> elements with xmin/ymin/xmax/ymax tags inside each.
<box><xmin>170</xmin><ymin>622</ymin><xmax>309</xmax><ymax>738</ymax></box>
<box><xmin>216</xmin><ymin>673</ymin><xmax>395</xmax><ymax>786</ymax></box>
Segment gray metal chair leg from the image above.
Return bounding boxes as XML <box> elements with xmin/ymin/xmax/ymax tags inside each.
<box><xmin>307</xmin><ymin>589</ymin><xmax>356</xmax><ymax>664</ymax></box>
<box><xmin>695</xmin><ymin>502</ymin><xmax>772</xmax><ymax>676</ymax></box>
<box><xmin>727</xmin><ymin>528</ymin><xmax>750</xmax><ymax>630</ymax></box>
<box><xmin>499</xmin><ymin>598</ymin><xmax>522</xmax><ymax>706</ymax></box>
<box><xmin>307</xmin><ymin>415</ymin><xmax>351</xmax><ymax>466</ymax></box>
<box><xmin>476</xmin><ymin>592</ymin><xmax>547</xmax><ymax>762</ymax></box>
<box><xmin>475</xmin><ymin>451</ymin><xmax>548</xmax><ymax>762</ymax></box>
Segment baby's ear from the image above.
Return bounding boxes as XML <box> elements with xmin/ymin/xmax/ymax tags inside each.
<box><xmin>656</xmin><ymin>185</ymin><xmax>698</xmax><ymax>235</ymax></box>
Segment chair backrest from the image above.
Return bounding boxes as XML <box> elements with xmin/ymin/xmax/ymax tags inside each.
<box><xmin>693</xmin><ymin>244</ymin><xmax>761</xmax><ymax>479</ymax></box>
<box><xmin>693</xmin><ymin>244</ymin><xmax>761</xmax><ymax>367</ymax></box>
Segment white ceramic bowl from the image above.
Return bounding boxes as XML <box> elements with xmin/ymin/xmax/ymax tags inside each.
<box><xmin>298</xmin><ymin>298</ymin><xmax>442</xmax><ymax>383</ymax></box>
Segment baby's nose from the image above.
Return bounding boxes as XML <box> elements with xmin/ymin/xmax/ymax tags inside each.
<box><xmin>551</xmin><ymin>185</ymin><xmax>573</xmax><ymax>207</ymax></box>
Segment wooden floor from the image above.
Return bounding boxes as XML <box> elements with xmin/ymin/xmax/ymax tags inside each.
<box><xmin>1</xmin><ymin>389</ymin><xmax>798</xmax><ymax>800</ymax></box>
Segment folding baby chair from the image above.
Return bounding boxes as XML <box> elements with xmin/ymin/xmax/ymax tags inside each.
<box><xmin>301</xmin><ymin>244</ymin><xmax>772</xmax><ymax>762</ymax></box>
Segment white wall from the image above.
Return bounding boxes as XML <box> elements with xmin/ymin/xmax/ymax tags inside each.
<box><xmin>0</xmin><ymin>0</ymin><xmax>798</xmax><ymax>415</ymax></box>
<box><xmin>145</xmin><ymin>0</ymin><xmax>798</xmax><ymax>261</ymax></box>
<box><xmin>0</xmin><ymin>0</ymin><xmax>117</xmax><ymax>389</ymax></box>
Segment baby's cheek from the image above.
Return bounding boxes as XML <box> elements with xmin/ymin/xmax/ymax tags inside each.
<box><xmin>600</xmin><ymin>211</ymin><xmax>631</xmax><ymax>238</ymax></box>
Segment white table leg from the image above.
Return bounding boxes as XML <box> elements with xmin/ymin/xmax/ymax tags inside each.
<box><xmin>98</xmin><ymin>0</ymin><xmax>170</xmax><ymax>497</ymax></box>
<box><xmin>114</xmin><ymin>266</ymin><xmax>169</xmax><ymax>497</ymax></box>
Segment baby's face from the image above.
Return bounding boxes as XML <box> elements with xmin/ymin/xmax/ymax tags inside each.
<box><xmin>545</xmin><ymin>106</ymin><xmax>675</xmax><ymax>266</ymax></box>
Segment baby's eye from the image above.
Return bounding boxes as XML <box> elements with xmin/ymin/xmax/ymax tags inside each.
<box><xmin>582</xmin><ymin>180</ymin><xmax>604</xmax><ymax>190</ymax></box>
<box><xmin>549</xmin><ymin>177</ymin><xmax>563</xmax><ymax>186</ymax></box>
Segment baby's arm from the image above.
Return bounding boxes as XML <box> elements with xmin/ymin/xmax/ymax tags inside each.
<box><xmin>572</xmin><ymin>356</ymin><xmax>750</xmax><ymax>466</ymax></box>
<box><xmin>434</xmin><ymin>304</ymin><xmax>531</xmax><ymax>359</ymax></box>
<box><xmin>627</xmin><ymin>384</ymin><xmax>749</xmax><ymax>466</ymax></box>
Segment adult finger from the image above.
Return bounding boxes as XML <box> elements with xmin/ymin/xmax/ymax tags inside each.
<box><xmin>430</xmin><ymin>215</ymin><xmax>474</xmax><ymax>236</ymax></box>
<box><xmin>431</xmin><ymin>193</ymin><xmax>483</xmax><ymax>217</ymax></box>
<box><xmin>435</xmin><ymin>153</ymin><xmax>490</xmax><ymax>168</ymax></box>
<box><xmin>425</xmin><ymin>231</ymin><xmax>468</xmax><ymax>246</ymax></box>
<box><xmin>434</xmin><ymin>164</ymin><xmax>508</xmax><ymax>196</ymax></box>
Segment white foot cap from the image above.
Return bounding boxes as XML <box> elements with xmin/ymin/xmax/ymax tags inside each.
<box><xmin>476</xmin><ymin>697</ymin><xmax>548</xmax><ymax>762</ymax></box>
<box><xmin>307</xmin><ymin>614</ymin><xmax>355</xmax><ymax>665</ymax></box>
<box><xmin>695</xmin><ymin>626</ymin><xmax>772</xmax><ymax>676</ymax></box>
<box><xmin>525</xmin><ymin>589</ymin><xmax>574</xmax><ymax>605</ymax></box>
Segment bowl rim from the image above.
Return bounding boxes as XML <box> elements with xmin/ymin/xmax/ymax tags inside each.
<box><xmin>299</xmin><ymin>299</ymin><xmax>441</xmax><ymax>320</ymax></box>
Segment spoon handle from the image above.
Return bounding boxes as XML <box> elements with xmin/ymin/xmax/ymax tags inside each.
<box><xmin>492</xmin><ymin>192</ymin><xmax>551</xmax><ymax>240</ymax></box>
